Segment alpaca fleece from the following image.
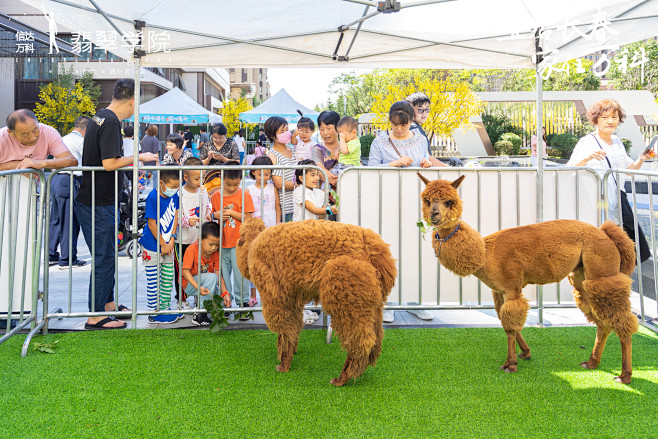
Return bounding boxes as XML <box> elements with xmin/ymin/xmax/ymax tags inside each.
<box><xmin>418</xmin><ymin>173</ymin><xmax>638</xmax><ymax>384</ymax></box>
<box><xmin>236</xmin><ymin>218</ymin><xmax>397</xmax><ymax>386</ymax></box>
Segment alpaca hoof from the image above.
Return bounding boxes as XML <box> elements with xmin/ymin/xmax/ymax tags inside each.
<box><xmin>519</xmin><ymin>350</ymin><xmax>531</xmax><ymax>360</ymax></box>
<box><xmin>330</xmin><ymin>378</ymin><xmax>344</xmax><ymax>387</ymax></box>
<box><xmin>580</xmin><ymin>361</ymin><xmax>597</xmax><ymax>370</ymax></box>
<box><xmin>614</xmin><ymin>375</ymin><xmax>631</xmax><ymax>384</ymax></box>
<box><xmin>276</xmin><ymin>364</ymin><xmax>289</xmax><ymax>373</ymax></box>
<box><xmin>500</xmin><ymin>363</ymin><xmax>517</xmax><ymax>373</ymax></box>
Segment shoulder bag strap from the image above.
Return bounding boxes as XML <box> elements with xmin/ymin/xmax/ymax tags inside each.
<box><xmin>387</xmin><ymin>131</ymin><xmax>402</xmax><ymax>157</ymax></box>
<box><xmin>590</xmin><ymin>133</ymin><xmax>619</xmax><ymax>189</ymax></box>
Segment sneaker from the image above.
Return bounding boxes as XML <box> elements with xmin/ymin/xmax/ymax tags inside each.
<box><xmin>191</xmin><ymin>313</ymin><xmax>210</xmax><ymax>326</ymax></box>
<box><xmin>303</xmin><ymin>310</ymin><xmax>318</xmax><ymax>324</ymax></box>
<box><xmin>407</xmin><ymin>309</ymin><xmax>434</xmax><ymax>321</ymax></box>
<box><xmin>202</xmin><ymin>314</ymin><xmax>213</xmax><ymax>325</ymax></box>
<box><xmin>181</xmin><ymin>300</ymin><xmax>193</xmax><ymax>310</ymax></box>
<box><xmin>148</xmin><ymin>314</ymin><xmax>183</xmax><ymax>324</ymax></box>
<box><xmin>383</xmin><ymin>309</ymin><xmax>395</xmax><ymax>323</ymax></box>
<box><xmin>58</xmin><ymin>259</ymin><xmax>87</xmax><ymax>270</ymax></box>
<box><xmin>238</xmin><ymin>312</ymin><xmax>250</xmax><ymax>321</ymax></box>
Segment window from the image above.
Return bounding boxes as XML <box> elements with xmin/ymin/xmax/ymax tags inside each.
<box><xmin>241</xmin><ymin>68</ymin><xmax>247</xmax><ymax>82</ymax></box>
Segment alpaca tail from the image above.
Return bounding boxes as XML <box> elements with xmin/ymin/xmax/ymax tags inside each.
<box><xmin>362</xmin><ymin>229</ymin><xmax>398</xmax><ymax>302</ymax></box>
<box><xmin>600</xmin><ymin>220</ymin><xmax>636</xmax><ymax>276</ymax></box>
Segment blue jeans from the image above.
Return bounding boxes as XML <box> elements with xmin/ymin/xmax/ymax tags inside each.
<box><xmin>221</xmin><ymin>247</ymin><xmax>248</xmax><ymax>306</ymax></box>
<box><xmin>48</xmin><ymin>174</ymin><xmax>81</xmax><ymax>262</ymax></box>
<box><xmin>76</xmin><ymin>203</ymin><xmax>116</xmax><ymax>312</ymax></box>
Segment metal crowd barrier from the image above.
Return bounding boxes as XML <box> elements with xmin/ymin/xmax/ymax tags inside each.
<box><xmin>37</xmin><ymin>164</ymin><xmax>329</xmax><ymax>340</ymax></box>
<box><xmin>602</xmin><ymin>168</ymin><xmax>658</xmax><ymax>329</ymax></box>
<box><xmin>8</xmin><ymin>164</ymin><xmax>658</xmax><ymax>357</ymax></box>
<box><xmin>336</xmin><ymin>166</ymin><xmax>607</xmax><ymax>324</ymax></box>
<box><xmin>0</xmin><ymin>169</ymin><xmax>45</xmax><ymax>348</ymax></box>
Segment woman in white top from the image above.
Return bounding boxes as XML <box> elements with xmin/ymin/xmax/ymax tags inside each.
<box><xmin>567</xmin><ymin>98</ymin><xmax>651</xmax><ymax>261</ymax></box>
<box><xmin>234</xmin><ymin>128</ymin><xmax>246</xmax><ymax>164</ymax></box>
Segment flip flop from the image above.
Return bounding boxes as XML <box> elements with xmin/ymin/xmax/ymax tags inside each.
<box><xmin>248</xmin><ymin>298</ymin><xmax>258</xmax><ymax>307</ymax></box>
<box><xmin>84</xmin><ymin>316</ymin><xmax>127</xmax><ymax>331</ymax></box>
<box><xmin>116</xmin><ymin>304</ymin><xmax>132</xmax><ymax>319</ymax></box>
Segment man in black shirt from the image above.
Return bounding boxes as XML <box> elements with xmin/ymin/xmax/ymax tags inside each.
<box><xmin>183</xmin><ymin>126</ymin><xmax>194</xmax><ymax>149</ymax></box>
<box><xmin>257</xmin><ymin>128</ymin><xmax>267</xmax><ymax>147</ymax></box>
<box><xmin>76</xmin><ymin>78</ymin><xmax>158</xmax><ymax>330</ymax></box>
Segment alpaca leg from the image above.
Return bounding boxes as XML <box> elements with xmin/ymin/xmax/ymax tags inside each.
<box><xmin>580</xmin><ymin>324</ymin><xmax>612</xmax><ymax>370</ymax></box>
<box><xmin>582</xmin><ymin>273</ymin><xmax>637</xmax><ymax>384</ymax></box>
<box><xmin>498</xmin><ymin>292</ymin><xmax>530</xmax><ymax>373</ymax></box>
<box><xmin>369</xmin><ymin>304</ymin><xmax>384</xmax><ymax>367</ymax></box>
<box><xmin>261</xmin><ymin>285</ymin><xmax>304</xmax><ymax>373</ymax></box>
<box><xmin>516</xmin><ymin>332</ymin><xmax>531</xmax><ymax>360</ymax></box>
<box><xmin>320</xmin><ymin>256</ymin><xmax>381</xmax><ymax>386</ymax></box>
<box><xmin>615</xmin><ymin>335</ymin><xmax>633</xmax><ymax>384</ymax></box>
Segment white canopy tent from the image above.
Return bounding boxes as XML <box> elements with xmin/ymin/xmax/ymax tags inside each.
<box><xmin>21</xmin><ymin>0</ymin><xmax>658</xmax><ymax>69</ymax></box>
<box><xmin>19</xmin><ymin>0</ymin><xmax>658</xmax><ymax>300</ymax></box>
<box><xmin>128</xmin><ymin>86</ymin><xmax>221</xmax><ymax>124</ymax></box>
<box><xmin>240</xmin><ymin>89</ymin><xmax>319</xmax><ymax>124</ymax></box>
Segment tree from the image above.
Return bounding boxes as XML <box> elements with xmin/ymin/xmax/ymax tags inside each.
<box><xmin>34</xmin><ymin>66</ymin><xmax>100</xmax><ymax>136</ymax></box>
<box><xmin>370</xmin><ymin>70</ymin><xmax>484</xmax><ymax>140</ymax></box>
<box><xmin>219</xmin><ymin>98</ymin><xmax>255</xmax><ymax>137</ymax></box>
<box><xmin>607</xmin><ymin>39</ymin><xmax>658</xmax><ymax>98</ymax></box>
<box><xmin>501</xmin><ymin>59</ymin><xmax>600</xmax><ymax>91</ymax></box>
<box><xmin>317</xmin><ymin>70</ymin><xmax>391</xmax><ymax>116</ymax></box>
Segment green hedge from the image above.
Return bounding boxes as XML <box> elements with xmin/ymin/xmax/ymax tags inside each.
<box><xmin>360</xmin><ymin>133</ymin><xmax>375</xmax><ymax>158</ymax></box>
<box><xmin>549</xmin><ymin>133</ymin><xmax>579</xmax><ymax>159</ymax></box>
<box><xmin>493</xmin><ymin>139</ymin><xmax>515</xmax><ymax>155</ymax></box>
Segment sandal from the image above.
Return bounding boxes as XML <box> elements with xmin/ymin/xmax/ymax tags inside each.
<box><xmin>116</xmin><ymin>304</ymin><xmax>132</xmax><ymax>319</ymax></box>
<box><xmin>84</xmin><ymin>316</ymin><xmax>127</xmax><ymax>331</ymax></box>
<box><xmin>248</xmin><ymin>298</ymin><xmax>258</xmax><ymax>307</ymax></box>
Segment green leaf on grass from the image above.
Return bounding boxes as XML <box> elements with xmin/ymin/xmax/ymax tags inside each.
<box><xmin>203</xmin><ymin>297</ymin><xmax>230</xmax><ymax>333</ymax></box>
<box><xmin>33</xmin><ymin>340</ymin><xmax>59</xmax><ymax>354</ymax></box>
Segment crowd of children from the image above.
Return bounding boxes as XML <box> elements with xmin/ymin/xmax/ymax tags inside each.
<box><xmin>141</xmin><ymin>99</ymin><xmax>447</xmax><ymax>325</ymax></box>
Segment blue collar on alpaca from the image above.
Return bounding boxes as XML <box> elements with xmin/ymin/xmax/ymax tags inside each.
<box><xmin>435</xmin><ymin>223</ymin><xmax>460</xmax><ymax>242</ymax></box>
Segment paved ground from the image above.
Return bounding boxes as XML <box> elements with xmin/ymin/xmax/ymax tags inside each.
<box><xmin>37</xmin><ymin>233</ymin><xmax>603</xmax><ymax>333</ymax></box>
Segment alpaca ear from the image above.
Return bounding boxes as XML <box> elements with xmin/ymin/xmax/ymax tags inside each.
<box><xmin>451</xmin><ymin>175</ymin><xmax>465</xmax><ymax>189</ymax></box>
<box><xmin>417</xmin><ymin>172</ymin><xmax>431</xmax><ymax>186</ymax></box>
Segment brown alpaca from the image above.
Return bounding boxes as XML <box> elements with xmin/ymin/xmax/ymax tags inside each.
<box><xmin>418</xmin><ymin>173</ymin><xmax>639</xmax><ymax>383</ymax></box>
<box><xmin>236</xmin><ymin>218</ymin><xmax>397</xmax><ymax>386</ymax></box>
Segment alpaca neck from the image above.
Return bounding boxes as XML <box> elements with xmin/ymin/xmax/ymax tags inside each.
<box><xmin>433</xmin><ymin>219</ymin><xmax>486</xmax><ymax>277</ymax></box>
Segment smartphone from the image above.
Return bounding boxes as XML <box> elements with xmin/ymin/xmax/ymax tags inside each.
<box><xmin>644</xmin><ymin>135</ymin><xmax>658</xmax><ymax>158</ymax></box>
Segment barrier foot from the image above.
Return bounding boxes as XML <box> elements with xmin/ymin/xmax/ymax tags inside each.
<box><xmin>322</xmin><ymin>312</ymin><xmax>332</xmax><ymax>344</ymax></box>
<box><xmin>21</xmin><ymin>318</ymin><xmax>47</xmax><ymax>358</ymax></box>
<box><xmin>0</xmin><ymin>315</ymin><xmax>35</xmax><ymax>347</ymax></box>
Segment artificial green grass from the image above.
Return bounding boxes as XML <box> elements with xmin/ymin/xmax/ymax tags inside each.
<box><xmin>2</xmin><ymin>326</ymin><xmax>658</xmax><ymax>439</ymax></box>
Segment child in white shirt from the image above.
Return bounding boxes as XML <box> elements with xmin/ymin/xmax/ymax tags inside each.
<box><xmin>292</xmin><ymin>159</ymin><xmax>337</xmax><ymax>222</ymax></box>
<box><xmin>291</xmin><ymin>117</ymin><xmax>315</xmax><ymax>163</ymax></box>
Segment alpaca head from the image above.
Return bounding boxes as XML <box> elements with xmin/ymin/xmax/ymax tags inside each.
<box><xmin>236</xmin><ymin>217</ymin><xmax>266</xmax><ymax>281</ymax></box>
<box><xmin>417</xmin><ymin>173</ymin><xmax>465</xmax><ymax>231</ymax></box>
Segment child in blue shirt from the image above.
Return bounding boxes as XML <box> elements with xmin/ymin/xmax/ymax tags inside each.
<box><xmin>140</xmin><ymin>165</ymin><xmax>183</xmax><ymax>324</ymax></box>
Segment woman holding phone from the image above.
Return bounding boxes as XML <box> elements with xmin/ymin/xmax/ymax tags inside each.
<box><xmin>567</xmin><ymin>98</ymin><xmax>652</xmax><ymax>262</ymax></box>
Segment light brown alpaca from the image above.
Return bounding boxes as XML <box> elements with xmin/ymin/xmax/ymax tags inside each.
<box><xmin>236</xmin><ymin>218</ymin><xmax>397</xmax><ymax>386</ymax></box>
<box><xmin>418</xmin><ymin>173</ymin><xmax>639</xmax><ymax>383</ymax></box>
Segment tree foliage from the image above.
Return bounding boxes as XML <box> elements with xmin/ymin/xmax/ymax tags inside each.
<box><xmin>607</xmin><ymin>39</ymin><xmax>658</xmax><ymax>98</ymax></box>
<box><xmin>369</xmin><ymin>70</ymin><xmax>484</xmax><ymax>139</ymax></box>
<box><xmin>219</xmin><ymin>98</ymin><xmax>255</xmax><ymax>136</ymax></box>
<box><xmin>446</xmin><ymin>59</ymin><xmax>600</xmax><ymax>92</ymax></box>
<box><xmin>34</xmin><ymin>67</ymin><xmax>100</xmax><ymax>136</ymax></box>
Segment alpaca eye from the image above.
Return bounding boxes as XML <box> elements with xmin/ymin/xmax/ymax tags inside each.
<box><xmin>445</xmin><ymin>200</ymin><xmax>453</xmax><ymax>208</ymax></box>
<box><xmin>423</xmin><ymin>200</ymin><xmax>430</xmax><ymax>206</ymax></box>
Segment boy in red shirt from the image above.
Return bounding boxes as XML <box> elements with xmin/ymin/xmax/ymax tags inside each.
<box><xmin>211</xmin><ymin>161</ymin><xmax>254</xmax><ymax>315</ymax></box>
<box><xmin>182</xmin><ymin>221</ymin><xmax>229</xmax><ymax>326</ymax></box>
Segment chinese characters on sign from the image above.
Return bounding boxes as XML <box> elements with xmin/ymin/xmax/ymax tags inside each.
<box><xmin>70</xmin><ymin>30</ymin><xmax>171</xmax><ymax>56</ymax></box>
<box><xmin>499</xmin><ymin>12</ymin><xmax>651</xmax><ymax>81</ymax></box>
<box><xmin>15</xmin><ymin>31</ymin><xmax>35</xmax><ymax>54</ymax></box>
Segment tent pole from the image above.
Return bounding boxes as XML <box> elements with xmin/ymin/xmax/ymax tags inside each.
<box><xmin>536</xmin><ymin>66</ymin><xmax>544</xmax><ymax>327</ymax></box>
<box><xmin>131</xmin><ymin>53</ymin><xmax>141</xmax><ymax>328</ymax></box>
